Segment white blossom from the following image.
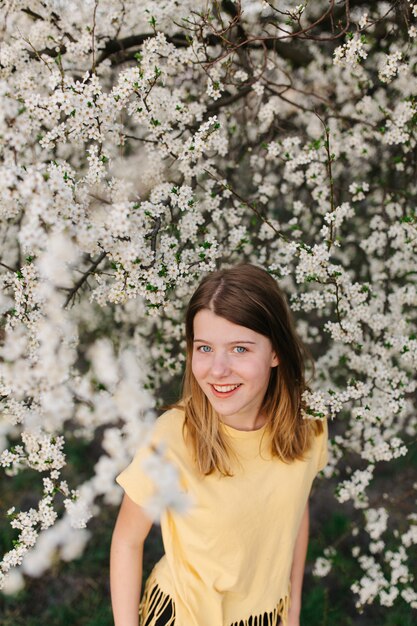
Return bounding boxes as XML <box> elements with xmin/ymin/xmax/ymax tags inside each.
<box><xmin>334</xmin><ymin>36</ymin><xmax>368</xmax><ymax>67</ymax></box>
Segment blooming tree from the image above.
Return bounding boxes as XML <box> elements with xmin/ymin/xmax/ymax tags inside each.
<box><xmin>0</xmin><ymin>0</ymin><xmax>416</xmax><ymax>616</ymax></box>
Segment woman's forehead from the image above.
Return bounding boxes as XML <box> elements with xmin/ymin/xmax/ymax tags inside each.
<box><xmin>193</xmin><ymin>309</ymin><xmax>266</xmax><ymax>343</ymax></box>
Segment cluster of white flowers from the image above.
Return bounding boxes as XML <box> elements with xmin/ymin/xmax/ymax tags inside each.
<box><xmin>361</xmin><ymin>436</ymin><xmax>408</xmax><ymax>463</ymax></box>
<box><xmin>365</xmin><ymin>507</ymin><xmax>388</xmax><ymax>540</ymax></box>
<box><xmin>336</xmin><ymin>465</ymin><xmax>375</xmax><ymax>508</ymax></box>
<box><xmin>312</xmin><ymin>546</ymin><xmax>336</xmax><ymax>578</ymax></box>
<box><xmin>351</xmin><ymin>542</ymin><xmax>417</xmax><ymax>610</ymax></box>
<box><xmin>378</xmin><ymin>51</ymin><xmax>405</xmax><ymax>83</ymax></box>
<box><xmin>348</xmin><ymin>182</ymin><xmax>370</xmax><ymax>202</ymax></box>
<box><xmin>383</xmin><ymin>100</ymin><xmax>417</xmax><ymax>146</ymax></box>
<box><xmin>140</xmin><ymin>441</ymin><xmax>191</xmax><ymax>521</ymax></box>
<box><xmin>333</xmin><ymin>36</ymin><xmax>368</xmax><ymax>67</ymax></box>
<box><xmin>206</xmin><ymin>66</ymin><xmax>224</xmax><ymax>101</ymax></box>
<box><xmin>401</xmin><ymin>514</ymin><xmax>417</xmax><ymax>548</ymax></box>
<box><xmin>411</xmin><ymin>2</ymin><xmax>417</xmax><ymax>17</ymax></box>
<box><xmin>321</xmin><ymin>202</ymin><xmax>355</xmax><ymax>240</ymax></box>
<box><xmin>295</xmin><ymin>243</ymin><xmax>331</xmax><ymax>284</ymax></box>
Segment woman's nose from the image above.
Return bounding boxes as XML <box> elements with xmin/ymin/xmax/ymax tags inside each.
<box><xmin>209</xmin><ymin>351</ymin><xmax>231</xmax><ymax>377</ymax></box>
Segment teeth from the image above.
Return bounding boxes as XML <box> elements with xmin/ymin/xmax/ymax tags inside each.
<box><xmin>213</xmin><ymin>384</ymin><xmax>240</xmax><ymax>393</ymax></box>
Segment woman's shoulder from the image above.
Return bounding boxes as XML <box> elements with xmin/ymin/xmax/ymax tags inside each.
<box><xmin>152</xmin><ymin>405</ymin><xmax>186</xmax><ymax>440</ymax></box>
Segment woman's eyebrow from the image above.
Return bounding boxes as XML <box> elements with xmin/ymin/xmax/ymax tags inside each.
<box><xmin>193</xmin><ymin>339</ymin><xmax>256</xmax><ymax>344</ymax></box>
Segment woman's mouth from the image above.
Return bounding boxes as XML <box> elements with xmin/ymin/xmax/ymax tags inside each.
<box><xmin>210</xmin><ymin>383</ymin><xmax>242</xmax><ymax>398</ymax></box>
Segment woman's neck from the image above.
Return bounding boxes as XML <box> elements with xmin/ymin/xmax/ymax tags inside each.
<box><xmin>219</xmin><ymin>415</ymin><xmax>267</xmax><ymax>431</ymax></box>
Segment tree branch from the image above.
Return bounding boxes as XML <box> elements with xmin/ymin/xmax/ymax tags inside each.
<box><xmin>63</xmin><ymin>251</ymin><xmax>107</xmax><ymax>308</ymax></box>
<box><xmin>141</xmin><ymin>217</ymin><xmax>162</xmax><ymax>270</ymax></box>
<box><xmin>96</xmin><ymin>32</ymin><xmax>190</xmax><ymax>65</ymax></box>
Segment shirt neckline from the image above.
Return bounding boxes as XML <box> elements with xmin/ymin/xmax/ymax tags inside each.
<box><xmin>220</xmin><ymin>420</ymin><xmax>269</xmax><ymax>439</ymax></box>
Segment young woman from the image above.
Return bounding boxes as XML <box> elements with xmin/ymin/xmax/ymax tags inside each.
<box><xmin>110</xmin><ymin>264</ymin><xmax>328</xmax><ymax>626</ymax></box>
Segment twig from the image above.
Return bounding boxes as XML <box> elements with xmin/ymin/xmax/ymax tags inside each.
<box><xmin>315</xmin><ymin>113</ymin><xmax>336</xmax><ymax>244</ymax></box>
<box><xmin>0</xmin><ymin>261</ymin><xmax>17</xmax><ymax>273</ymax></box>
<box><xmin>141</xmin><ymin>217</ymin><xmax>162</xmax><ymax>270</ymax></box>
<box><xmin>91</xmin><ymin>0</ymin><xmax>99</xmax><ymax>73</ymax></box>
<box><xmin>96</xmin><ymin>32</ymin><xmax>189</xmax><ymax>65</ymax></box>
<box><xmin>19</xmin><ymin>32</ymin><xmax>54</xmax><ymax>73</ymax></box>
<box><xmin>203</xmin><ymin>168</ymin><xmax>291</xmax><ymax>244</ymax></box>
<box><xmin>64</xmin><ymin>251</ymin><xmax>107</xmax><ymax>308</ymax></box>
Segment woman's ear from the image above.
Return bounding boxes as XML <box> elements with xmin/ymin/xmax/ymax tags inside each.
<box><xmin>271</xmin><ymin>352</ymin><xmax>279</xmax><ymax>367</ymax></box>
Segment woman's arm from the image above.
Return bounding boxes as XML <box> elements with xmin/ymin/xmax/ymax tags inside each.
<box><xmin>110</xmin><ymin>494</ymin><xmax>153</xmax><ymax>626</ymax></box>
<box><xmin>284</xmin><ymin>499</ymin><xmax>310</xmax><ymax>626</ymax></box>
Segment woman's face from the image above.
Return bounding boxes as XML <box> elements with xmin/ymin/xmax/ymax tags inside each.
<box><xmin>191</xmin><ymin>309</ymin><xmax>279</xmax><ymax>429</ymax></box>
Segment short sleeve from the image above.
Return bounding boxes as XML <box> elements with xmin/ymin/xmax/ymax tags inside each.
<box><xmin>116</xmin><ymin>439</ymin><xmax>157</xmax><ymax>508</ymax></box>
<box><xmin>316</xmin><ymin>418</ymin><xmax>329</xmax><ymax>473</ymax></box>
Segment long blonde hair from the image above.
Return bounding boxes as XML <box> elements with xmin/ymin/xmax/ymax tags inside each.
<box><xmin>178</xmin><ymin>264</ymin><xmax>323</xmax><ymax>476</ymax></box>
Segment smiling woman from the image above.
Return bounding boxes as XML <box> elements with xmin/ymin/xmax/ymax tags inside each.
<box><xmin>111</xmin><ymin>264</ymin><xmax>328</xmax><ymax>626</ymax></box>
<box><xmin>192</xmin><ymin>309</ymin><xmax>279</xmax><ymax>431</ymax></box>
<box><xmin>182</xmin><ymin>264</ymin><xmax>324</xmax><ymax>477</ymax></box>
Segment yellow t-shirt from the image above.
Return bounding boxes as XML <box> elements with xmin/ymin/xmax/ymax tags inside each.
<box><xmin>116</xmin><ymin>408</ymin><xmax>329</xmax><ymax>626</ymax></box>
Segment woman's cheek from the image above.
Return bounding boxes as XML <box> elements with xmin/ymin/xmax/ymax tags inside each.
<box><xmin>191</xmin><ymin>354</ymin><xmax>205</xmax><ymax>379</ymax></box>
<box><xmin>246</xmin><ymin>358</ymin><xmax>267</xmax><ymax>381</ymax></box>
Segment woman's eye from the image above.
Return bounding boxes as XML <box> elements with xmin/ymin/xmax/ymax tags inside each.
<box><xmin>198</xmin><ymin>345</ymin><xmax>212</xmax><ymax>353</ymax></box>
<box><xmin>234</xmin><ymin>346</ymin><xmax>247</xmax><ymax>354</ymax></box>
